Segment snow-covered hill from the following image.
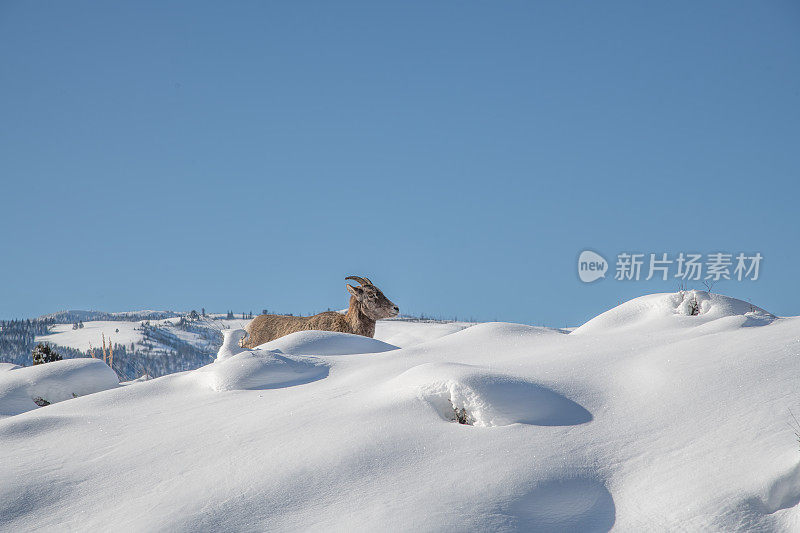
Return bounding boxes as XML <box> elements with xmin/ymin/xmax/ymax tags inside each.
<box><xmin>24</xmin><ymin>315</ymin><xmax>251</xmax><ymax>379</ymax></box>
<box><xmin>15</xmin><ymin>312</ymin><xmax>470</xmax><ymax>381</ymax></box>
<box><xmin>1</xmin><ymin>291</ymin><xmax>800</xmax><ymax>531</ymax></box>
<box><xmin>36</xmin><ymin>320</ymin><xmax>145</xmax><ymax>352</ymax></box>
<box><xmin>1</xmin><ymin>311</ymin><xmax>232</xmax><ymax>375</ymax></box>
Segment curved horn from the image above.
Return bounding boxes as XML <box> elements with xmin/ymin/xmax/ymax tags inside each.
<box><xmin>362</xmin><ymin>277</ymin><xmax>373</xmax><ymax>286</ymax></box>
<box><xmin>345</xmin><ymin>276</ymin><xmax>370</xmax><ymax>286</ymax></box>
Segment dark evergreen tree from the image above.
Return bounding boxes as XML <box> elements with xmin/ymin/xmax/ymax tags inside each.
<box><xmin>32</xmin><ymin>343</ymin><xmax>62</xmax><ymax>365</ymax></box>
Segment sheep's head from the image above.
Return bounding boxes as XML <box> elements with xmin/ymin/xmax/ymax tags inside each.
<box><xmin>345</xmin><ymin>276</ymin><xmax>399</xmax><ymax>320</ymax></box>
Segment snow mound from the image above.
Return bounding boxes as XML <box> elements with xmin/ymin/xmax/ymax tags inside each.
<box><xmin>405</xmin><ymin>322</ymin><xmax>564</xmax><ymax>353</ymax></box>
<box><xmin>255</xmin><ymin>330</ymin><xmax>398</xmax><ymax>356</ymax></box>
<box><xmin>508</xmin><ymin>477</ymin><xmax>615</xmax><ymax>532</ymax></box>
<box><xmin>195</xmin><ymin>350</ymin><xmax>329</xmax><ymax>392</ymax></box>
<box><xmin>5</xmin><ymin>299</ymin><xmax>800</xmax><ymax>530</ymax></box>
<box><xmin>0</xmin><ymin>359</ymin><xmax>119</xmax><ymax>418</ymax></box>
<box><xmin>761</xmin><ymin>462</ymin><xmax>800</xmax><ymax>514</ymax></box>
<box><xmin>392</xmin><ymin>362</ymin><xmax>591</xmax><ymax>427</ymax></box>
<box><xmin>573</xmin><ymin>291</ymin><xmax>775</xmax><ymax>335</ymax></box>
<box><xmin>374</xmin><ymin>319</ymin><xmax>472</xmax><ymax>347</ymax></box>
<box><xmin>731</xmin><ymin>462</ymin><xmax>800</xmax><ymax>529</ymax></box>
<box><xmin>216</xmin><ymin>329</ymin><xmax>247</xmax><ymax>361</ymax></box>
<box><xmin>444</xmin><ymin>321</ymin><xmax>564</xmax><ymax>341</ymax></box>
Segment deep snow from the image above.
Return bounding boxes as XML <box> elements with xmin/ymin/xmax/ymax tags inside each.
<box><xmin>0</xmin><ymin>358</ymin><xmax>120</xmax><ymax>418</ymax></box>
<box><xmin>2</xmin><ymin>291</ymin><xmax>800</xmax><ymax>531</ymax></box>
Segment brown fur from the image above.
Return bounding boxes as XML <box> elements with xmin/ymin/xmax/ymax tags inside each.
<box><xmin>243</xmin><ymin>277</ymin><xmax>398</xmax><ymax>348</ymax></box>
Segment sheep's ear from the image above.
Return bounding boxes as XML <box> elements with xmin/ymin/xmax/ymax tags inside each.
<box><xmin>346</xmin><ymin>284</ymin><xmax>364</xmax><ymax>299</ymax></box>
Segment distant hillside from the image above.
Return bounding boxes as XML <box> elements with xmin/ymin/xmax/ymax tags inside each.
<box><xmin>1</xmin><ymin>309</ymin><xmax>466</xmax><ymax>381</ymax></box>
<box><xmin>40</xmin><ymin>310</ymin><xmax>182</xmax><ymax>324</ymax></box>
<box><xmin>0</xmin><ymin>312</ymin><xmax>248</xmax><ymax>379</ymax></box>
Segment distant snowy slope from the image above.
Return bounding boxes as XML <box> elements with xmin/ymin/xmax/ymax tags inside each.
<box><xmin>22</xmin><ymin>314</ymin><xmax>464</xmax><ymax>379</ymax></box>
<box><xmin>36</xmin><ymin>321</ymin><xmax>143</xmax><ymax>352</ymax></box>
<box><xmin>24</xmin><ymin>315</ymin><xmax>252</xmax><ymax>379</ymax></box>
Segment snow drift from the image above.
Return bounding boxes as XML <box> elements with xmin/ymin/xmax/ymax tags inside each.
<box><xmin>0</xmin><ymin>359</ymin><xmax>119</xmax><ymax>418</ymax></box>
<box><xmin>255</xmin><ymin>329</ymin><xmax>399</xmax><ymax>355</ymax></box>
<box><xmin>391</xmin><ymin>362</ymin><xmax>591</xmax><ymax>427</ymax></box>
<box><xmin>215</xmin><ymin>329</ymin><xmax>248</xmax><ymax>361</ymax></box>
<box><xmin>1</xmin><ymin>292</ymin><xmax>799</xmax><ymax>531</ymax></box>
<box><xmin>573</xmin><ymin>290</ymin><xmax>775</xmax><ymax>335</ymax></box>
<box><xmin>196</xmin><ymin>349</ymin><xmax>329</xmax><ymax>392</ymax></box>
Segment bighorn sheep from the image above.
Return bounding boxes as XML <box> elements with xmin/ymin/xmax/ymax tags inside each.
<box><xmin>243</xmin><ymin>276</ymin><xmax>399</xmax><ymax>348</ymax></box>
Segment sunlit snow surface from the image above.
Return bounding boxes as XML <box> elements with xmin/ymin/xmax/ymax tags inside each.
<box><xmin>35</xmin><ymin>321</ymin><xmax>144</xmax><ymax>352</ymax></box>
<box><xmin>2</xmin><ymin>292</ymin><xmax>800</xmax><ymax>531</ymax></box>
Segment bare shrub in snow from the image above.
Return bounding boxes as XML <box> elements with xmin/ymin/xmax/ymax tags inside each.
<box><xmin>447</xmin><ymin>400</ymin><xmax>473</xmax><ymax>425</ymax></box>
<box><xmin>32</xmin><ymin>397</ymin><xmax>50</xmax><ymax>407</ymax></box>
<box><xmin>789</xmin><ymin>409</ymin><xmax>800</xmax><ymax>451</ymax></box>
<box><xmin>453</xmin><ymin>406</ymin><xmax>472</xmax><ymax>425</ymax></box>
<box><xmin>688</xmin><ymin>296</ymin><xmax>701</xmax><ymax>316</ymax></box>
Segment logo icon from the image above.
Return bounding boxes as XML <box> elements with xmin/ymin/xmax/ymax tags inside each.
<box><xmin>578</xmin><ymin>250</ymin><xmax>608</xmax><ymax>283</ymax></box>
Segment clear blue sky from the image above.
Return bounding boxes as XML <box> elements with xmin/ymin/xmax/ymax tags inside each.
<box><xmin>1</xmin><ymin>1</ymin><xmax>798</xmax><ymax>325</ymax></box>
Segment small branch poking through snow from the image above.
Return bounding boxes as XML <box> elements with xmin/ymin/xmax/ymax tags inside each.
<box><xmin>32</xmin><ymin>397</ymin><xmax>50</xmax><ymax>407</ymax></box>
<box><xmin>454</xmin><ymin>407</ymin><xmax>471</xmax><ymax>425</ymax></box>
<box><xmin>448</xmin><ymin>400</ymin><xmax>473</xmax><ymax>425</ymax></box>
<box><xmin>689</xmin><ymin>296</ymin><xmax>701</xmax><ymax>316</ymax></box>
<box><xmin>788</xmin><ymin>409</ymin><xmax>800</xmax><ymax>451</ymax></box>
